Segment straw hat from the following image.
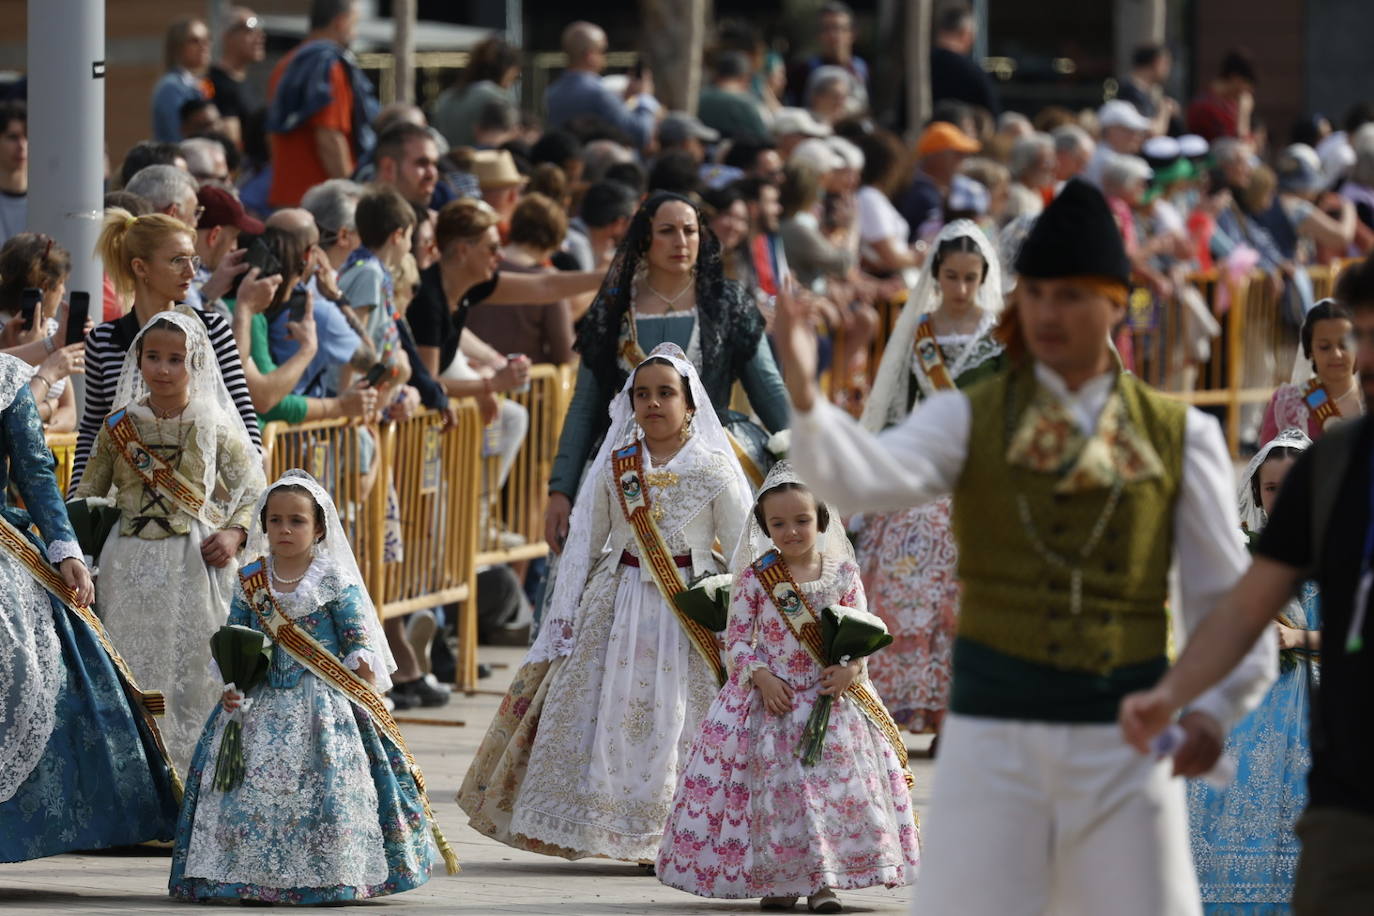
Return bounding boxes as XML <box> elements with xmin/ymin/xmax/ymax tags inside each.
<box><xmin>472</xmin><ymin>149</ymin><xmax>527</xmax><ymax>190</ymax></box>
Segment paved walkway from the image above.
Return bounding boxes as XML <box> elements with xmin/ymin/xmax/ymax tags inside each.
<box><xmin>0</xmin><ymin>646</ymin><xmax>931</xmax><ymax>914</ymax></box>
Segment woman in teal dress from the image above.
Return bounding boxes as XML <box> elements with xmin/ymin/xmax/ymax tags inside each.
<box><xmin>0</xmin><ymin>352</ymin><xmax>179</xmax><ymax>861</ymax></box>
<box><xmin>1188</xmin><ymin>427</ymin><xmax>1319</xmax><ymax>914</ymax></box>
<box><xmin>543</xmin><ymin>192</ymin><xmax>790</xmax><ymax>550</ymax></box>
<box><xmin>170</xmin><ymin>471</ymin><xmax>439</xmax><ymax>904</ymax></box>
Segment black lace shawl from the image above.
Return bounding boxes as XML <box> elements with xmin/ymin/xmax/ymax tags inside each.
<box><xmin>574</xmin><ymin>192</ymin><xmax>766</xmax><ymax>440</ymax></box>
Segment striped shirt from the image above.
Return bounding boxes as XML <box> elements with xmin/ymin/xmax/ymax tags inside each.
<box><xmin>72</xmin><ymin>307</ymin><xmax>263</xmax><ymax>495</ymax></box>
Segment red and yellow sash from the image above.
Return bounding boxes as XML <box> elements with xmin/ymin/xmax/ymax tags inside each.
<box><xmin>912</xmin><ymin>314</ymin><xmax>956</xmax><ymax>392</ymax></box>
<box><xmin>238</xmin><ymin>559</ymin><xmax>459</xmax><ymax>875</ymax></box>
<box><xmin>1301</xmin><ymin>378</ymin><xmax>1342</xmax><ymax>429</ymax></box>
<box><xmin>106</xmin><ymin>408</ymin><xmax>227</xmax><ymax>528</ymax></box>
<box><xmin>611</xmin><ymin>442</ymin><xmax>728</xmax><ymax>685</ymax></box>
<box><xmin>0</xmin><ymin>513</ymin><xmax>182</xmax><ymax>798</ymax></box>
<box><xmin>751</xmin><ymin>548</ymin><xmax>912</xmax><ymax>785</ymax></box>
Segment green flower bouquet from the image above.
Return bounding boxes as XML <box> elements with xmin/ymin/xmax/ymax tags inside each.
<box><xmin>798</xmin><ymin>604</ymin><xmax>893</xmax><ymax>767</ymax></box>
<box><xmin>209</xmin><ymin>624</ymin><xmax>273</xmax><ymax>791</ymax></box>
<box><xmin>64</xmin><ymin>497</ymin><xmax>120</xmax><ymax>565</ymax></box>
<box><xmin>673</xmin><ymin>572</ymin><xmax>734</xmax><ymax>633</ymax></box>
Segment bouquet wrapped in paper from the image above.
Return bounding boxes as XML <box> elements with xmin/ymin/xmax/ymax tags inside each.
<box><xmin>798</xmin><ymin>604</ymin><xmax>893</xmax><ymax>766</ymax></box>
<box><xmin>209</xmin><ymin>624</ymin><xmax>273</xmax><ymax>791</ymax></box>
<box><xmin>673</xmin><ymin>572</ymin><xmax>734</xmax><ymax>633</ymax></box>
<box><xmin>64</xmin><ymin>497</ymin><xmax>120</xmax><ymax>569</ymax></box>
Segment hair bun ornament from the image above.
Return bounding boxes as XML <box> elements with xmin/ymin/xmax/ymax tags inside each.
<box><xmin>279</xmin><ymin>468</ymin><xmax>321</xmax><ymax>485</ymax></box>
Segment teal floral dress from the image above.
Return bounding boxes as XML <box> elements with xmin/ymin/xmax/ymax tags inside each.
<box><xmin>0</xmin><ymin>355</ymin><xmax>179</xmax><ymax>862</ymax></box>
<box><xmin>169</xmin><ymin>558</ymin><xmax>435</xmax><ymax>903</ymax></box>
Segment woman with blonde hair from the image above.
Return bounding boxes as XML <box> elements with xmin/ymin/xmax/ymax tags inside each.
<box><xmin>71</xmin><ymin>209</ymin><xmax>263</xmax><ymax>491</ymax></box>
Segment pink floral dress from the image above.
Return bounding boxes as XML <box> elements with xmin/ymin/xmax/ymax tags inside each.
<box><xmin>655</xmin><ymin>556</ymin><xmax>919</xmax><ymax>899</ymax></box>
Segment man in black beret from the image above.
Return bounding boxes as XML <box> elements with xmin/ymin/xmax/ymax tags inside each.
<box><xmin>774</xmin><ymin>180</ymin><xmax>1276</xmax><ymax>914</ymax></box>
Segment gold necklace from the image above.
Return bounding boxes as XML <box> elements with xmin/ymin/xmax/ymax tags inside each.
<box><xmin>643</xmin><ymin>276</ymin><xmax>694</xmax><ymax>311</ymax></box>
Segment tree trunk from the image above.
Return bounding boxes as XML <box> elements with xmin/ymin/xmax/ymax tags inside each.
<box><xmin>640</xmin><ymin>0</ymin><xmax>707</xmax><ymax>114</ymax></box>
<box><xmin>906</xmin><ymin>0</ymin><xmax>933</xmax><ymax>139</ymax></box>
<box><xmin>393</xmin><ymin>0</ymin><xmax>417</xmax><ymax>105</ymax></box>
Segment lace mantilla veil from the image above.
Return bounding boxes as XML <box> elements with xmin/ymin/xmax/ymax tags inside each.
<box><xmin>728</xmin><ymin>459</ymin><xmax>856</xmax><ymax>580</ymax></box>
<box><xmin>528</xmin><ymin>342</ymin><xmax>752</xmax><ymax>664</ymax></box>
<box><xmin>244</xmin><ymin>470</ymin><xmax>398</xmax><ymax>692</ymax></box>
<box><xmin>1238</xmin><ymin>427</ymin><xmax>1312</xmax><ymax>534</ymax></box>
<box><xmin>861</xmin><ymin>219</ymin><xmax>1004</xmax><ymax>433</ymax></box>
<box><xmin>111</xmin><ymin>308</ymin><xmax>260</xmax><ymax>528</ymax></box>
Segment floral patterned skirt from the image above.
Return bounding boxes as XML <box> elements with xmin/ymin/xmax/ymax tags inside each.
<box><xmin>656</xmin><ymin>674</ymin><xmax>920</xmax><ymax>899</ymax></box>
<box><xmin>170</xmin><ymin>676</ymin><xmax>435</xmax><ymax>903</ymax></box>
<box><xmin>855</xmin><ymin>498</ymin><xmax>961</xmax><ymax>733</ymax></box>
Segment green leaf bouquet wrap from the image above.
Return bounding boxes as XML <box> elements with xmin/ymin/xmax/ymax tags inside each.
<box><xmin>798</xmin><ymin>604</ymin><xmax>893</xmax><ymax>766</ymax></box>
<box><xmin>209</xmin><ymin>624</ymin><xmax>273</xmax><ymax>791</ymax></box>
<box><xmin>673</xmin><ymin>572</ymin><xmax>734</xmax><ymax>633</ymax></box>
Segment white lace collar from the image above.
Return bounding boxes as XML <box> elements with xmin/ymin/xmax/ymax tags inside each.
<box><xmin>796</xmin><ymin>554</ymin><xmax>841</xmax><ymax>594</ymax></box>
<box><xmin>269</xmin><ymin>555</ymin><xmax>339</xmax><ymax>619</ymax></box>
<box><xmin>0</xmin><ymin>353</ymin><xmax>36</xmax><ymax>411</ymax></box>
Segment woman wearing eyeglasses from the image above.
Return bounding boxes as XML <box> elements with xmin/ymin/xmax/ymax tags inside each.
<box><xmin>70</xmin><ymin>209</ymin><xmax>265</xmax><ymax>492</ymax></box>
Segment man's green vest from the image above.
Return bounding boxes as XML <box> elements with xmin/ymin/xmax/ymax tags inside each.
<box><xmin>950</xmin><ymin>365</ymin><xmax>1187</xmax><ymax>681</ymax></box>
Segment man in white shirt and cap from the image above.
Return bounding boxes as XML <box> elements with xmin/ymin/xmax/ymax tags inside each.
<box><xmin>774</xmin><ymin>179</ymin><xmax>1276</xmax><ymax>915</ymax></box>
<box><xmin>1085</xmin><ymin>99</ymin><xmax>1153</xmax><ymax>187</ymax></box>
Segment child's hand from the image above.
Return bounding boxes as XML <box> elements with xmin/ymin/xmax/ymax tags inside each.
<box><xmin>354</xmin><ymin>658</ymin><xmax>376</xmax><ymax>686</ymax></box>
<box><xmin>222</xmin><ymin>686</ymin><xmax>245</xmax><ymax>712</ymax></box>
<box><xmin>752</xmin><ymin>668</ymin><xmax>794</xmax><ymax>716</ymax></box>
<box><xmin>818</xmin><ymin>660</ymin><xmax>861</xmax><ymax>697</ymax></box>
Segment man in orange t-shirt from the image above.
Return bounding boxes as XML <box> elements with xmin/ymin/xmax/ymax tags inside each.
<box><xmin>266</xmin><ymin>0</ymin><xmax>374</xmax><ymax>209</ymax></box>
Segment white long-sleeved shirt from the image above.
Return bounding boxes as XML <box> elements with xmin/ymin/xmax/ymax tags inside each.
<box><xmin>791</xmin><ymin>363</ymin><xmax>1277</xmax><ymax>732</ymax></box>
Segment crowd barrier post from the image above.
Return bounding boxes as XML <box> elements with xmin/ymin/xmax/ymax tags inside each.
<box><xmin>45</xmin><ymin>431</ymin><xmax>78</xmax><ymax>498</ymax></box>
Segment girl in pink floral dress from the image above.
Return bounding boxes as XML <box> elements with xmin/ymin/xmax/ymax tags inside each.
<box><xmin>657</xmin><ymin>465</ymin><xmax>919</xmax><ymax>912</ymax></box>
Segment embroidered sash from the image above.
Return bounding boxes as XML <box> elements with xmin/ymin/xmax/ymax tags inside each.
<box><xmin>619</xmin><ymin>319</ymin><xmax>765</xmax><ymax>486</ymax></box>
<box><xmin>912</xmin><ymin>315</ymin><xmax>957</xmax><ymax>392</ymax></box>
<box><xmin>1301</xmin><ymin>378</ymin><xmax>1341</xmax><ymax>429</ymax></box>
<box><xmin>751</xmin><ymin>549</ymin><xmax>912</xmax><ymax>785</ymax></box>
<box><xmin>238</xmin><ymin>559</ymin><xmax>460</xmax><ymax>875</ymax></box>
<box><xmin>611</xmin><ymin>442</ymin><xmax>728</xmax><ymax>685</ymax></box>
<box><xmin>0</xmin><ymin>512</ymin><xmax>183</xmax><ymax>799</ymax></box>
<box><xmin>105</xmin><ymin>408</ymin><xmax>227</xmax><ymax>528</ymax></box>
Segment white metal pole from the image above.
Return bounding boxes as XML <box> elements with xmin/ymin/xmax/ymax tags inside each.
<box><xmin>27</xmin><ymin>0</ymin><xmax>105</xmax><ymax>414</ymax></box>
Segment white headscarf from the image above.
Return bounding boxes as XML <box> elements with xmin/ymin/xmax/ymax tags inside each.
<box><xmin>244</xmin><ymin>469</ymin><xmax>398</xmax><ymax>692</ymax></box>
<box><xmin>728</xmin><ymin>459</ymin><xmax>855</xmax><ymax>578</ymax></box>
<box><xmin>112</xmin><ymin>307</ymin><xmax>260</xmax><ymax>528</ymax></box>
<box><xmin>861</xmin><ymin>220</ymin><xmax>1004</xmax><ymax>432</ymax></box>
<box><xmin>1238</xmin><ymin>427</ymin><xmax>1312</xmax><ymax>534</ymax></box>
<box><xmin>529</xmin><ymin>342</ymin><xmax>752</xmax><ymax>664</ymax></box>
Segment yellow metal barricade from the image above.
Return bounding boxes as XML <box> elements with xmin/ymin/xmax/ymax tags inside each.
<box><xmin>476</xmin><ymin>363</ymin><xmax>571</xmax><ymax>566</ymax></box>
<box><xmin>259</xmin><ymin>418</ymin><xmax>384</xmax><ymax>590</ymax></box>
<box><xmin>46</xmin><ymin>432</ymin><xmax>77</xmax><ymax>497</ymax></box>
<box><xmin>378</xmin><ymin>401</ymin><xmax>484</xmax><ymax>689</ymax></box>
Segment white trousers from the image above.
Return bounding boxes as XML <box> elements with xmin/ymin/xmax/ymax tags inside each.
<box><xmin>911</xmin><ymin>714</ymin><xmax>1201</xmax><ymax>916</ymax></box>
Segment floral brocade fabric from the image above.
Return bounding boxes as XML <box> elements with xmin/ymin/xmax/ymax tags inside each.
<box><xmin>656</xmin><ymin>559</ymin><xmax>919</xmax><ymax>899</ymax></box>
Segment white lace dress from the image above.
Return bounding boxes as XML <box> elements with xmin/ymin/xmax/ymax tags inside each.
<box><xmin>460</xmin><ymin>436</ymin><xmax>750</xmax><ymax>861</ymax></box>
<box><xmin>74</xmin><ymin>401</ymin><xmax>260</xmax><ymax>773</ymax></box>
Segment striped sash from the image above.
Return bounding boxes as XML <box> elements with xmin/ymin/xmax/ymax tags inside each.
<box><xmin>106</xmin><ymin>408</ymin><xmax>227</xmax><ymax>527</ymax></box>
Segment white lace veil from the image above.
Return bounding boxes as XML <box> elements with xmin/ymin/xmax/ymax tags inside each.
<box><xmin>528</xmin><ymin>342</ymin><xmax>750</xmax><ymax>664</ymax></box>
<box><xmin>243</xmin><ymin>469</ymin><xmax>398</xmax><ymax>692</ymax></box>
<box><xmin>861</xmin><ymin>220</ymin><xmax>1004</xmax><ymax>432</ymax></box>
<box><xmin>728</xmin><ymin>460</ymin><xmax>856</xmax><ymax>579</ymax></box>
<box><xmin>112</xmin><ymin>307</ymin><xmax>259</xmax><ymax>528</ymax></box>
<box><xmin>1238</xmin><ymin>427</ymin><xmax>1312</xmax><ymax>534</ymax></box>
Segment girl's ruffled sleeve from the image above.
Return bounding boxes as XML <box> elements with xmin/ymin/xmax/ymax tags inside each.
<box><xmin>332</xmin><ymin>584</ymin><xmax>386</xmax><ymax>678</ymax></box>
<box><xmin>726</xmin><ymin>566</ymin><xmax>769</xmax><ymax>682</ymax></box>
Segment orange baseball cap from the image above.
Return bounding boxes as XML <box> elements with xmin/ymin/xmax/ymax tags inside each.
<box><xmin>916</xmin><ymin>122</ymin><xmax>981</xmax><ymax>156</ymax></box>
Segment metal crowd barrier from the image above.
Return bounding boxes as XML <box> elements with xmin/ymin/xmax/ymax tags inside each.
<box><xmin>475</xmin><ymin>363</ymin><xmax>573</xmax><ymax>566</ymax></box>
<box><xmin>377</xmin><ymin>401</ymin><xmax>484</xmax><ymax>689</ymax></box>
<box><xmin>46</xmin><ymin>431</ymin><xmax>77</xmax><ymax>497</ymax></box>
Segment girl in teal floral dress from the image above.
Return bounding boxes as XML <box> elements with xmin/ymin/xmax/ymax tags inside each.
<box><xmin>170</xmin><ymin>471</ymin><xmax>441</xmax><ymax>904</ymax></box>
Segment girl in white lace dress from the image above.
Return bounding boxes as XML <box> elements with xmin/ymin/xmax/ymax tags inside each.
<box><xmin>459</xmin><ymin>343</ymin><xmax>753</xmax><ymax>862</ymax></box>
<box><xmin>74</xmin><ymin>310</ymin><xmax>263</xmax><ymax>772</ymax></box>
<box><xmin>657</xmin><ymin>465</ymin><xmax>920</xmax><ymax>912</ymax></box>
<box><xmin>170</xmin><ymin>471</ymin><xmax>438</xmax><ymax>904</ymax></box>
